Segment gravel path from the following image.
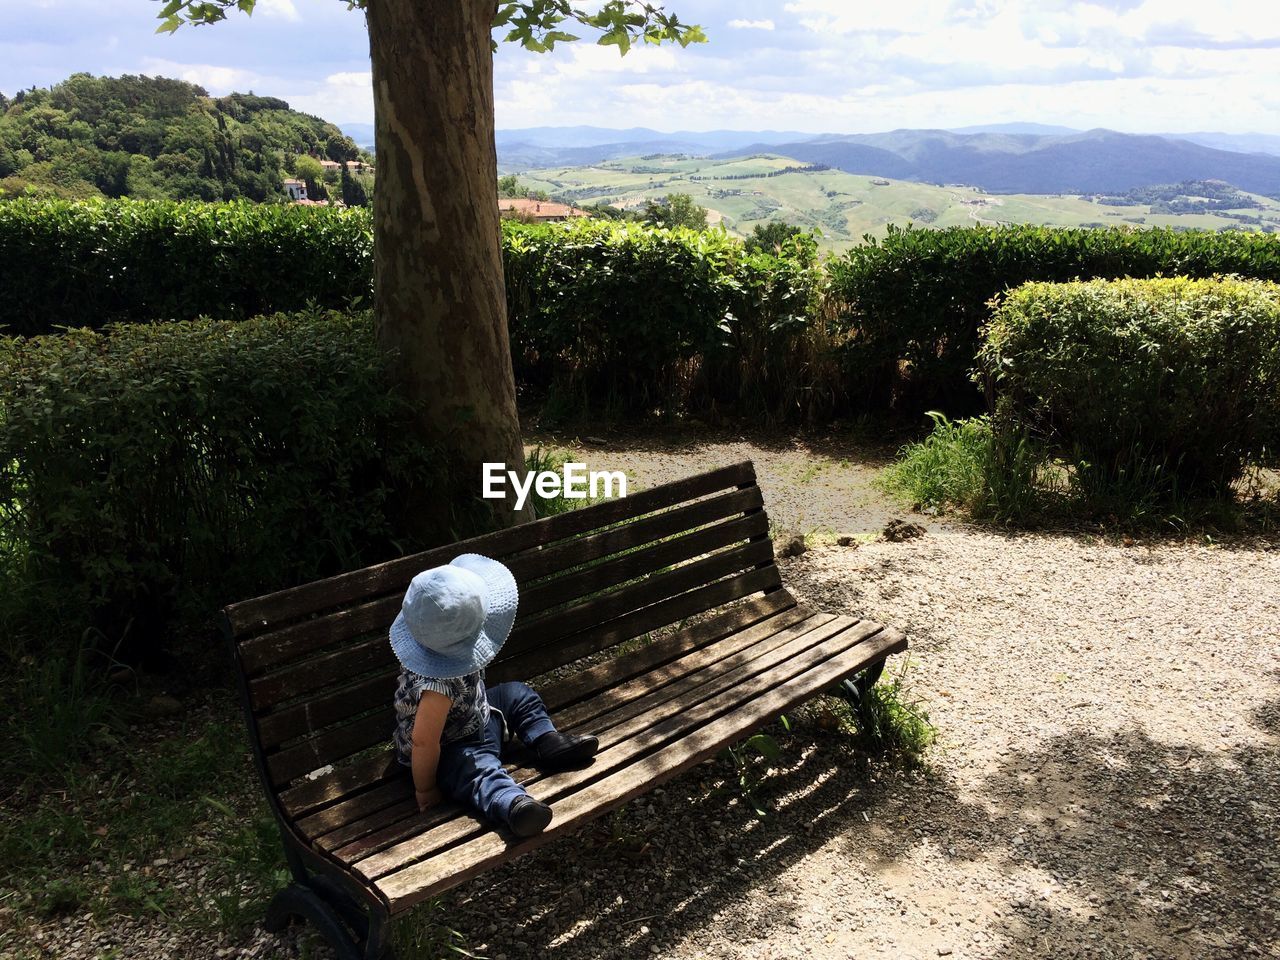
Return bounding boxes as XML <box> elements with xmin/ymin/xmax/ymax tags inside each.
<box><xmin>453</xmin><ymin>435</ymin><xmax>1279</xmax><ymax>960</ymax></box>
<box><xmin>12</xmin><ymin>435</ymin><xmax>1278</xmax><ymax>959</ymax></box>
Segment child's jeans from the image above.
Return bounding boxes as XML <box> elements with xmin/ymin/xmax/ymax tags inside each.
<box><xmin>436</xmin><ymin>681</ymin><xmax>557</xmax><ymax>828</ymax></box>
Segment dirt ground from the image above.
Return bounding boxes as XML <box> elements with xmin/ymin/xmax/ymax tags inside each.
<box><xmin>11</xmin><ymin>430</ymin><xmax>1278</xmax><ymax>960</ymax></box>
<box><xmin>448</xmin><ymin>430</ymin><xmax>1277</xmax><ymax>960</ymax></box>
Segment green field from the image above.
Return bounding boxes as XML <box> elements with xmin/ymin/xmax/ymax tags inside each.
<box><xmin>515</xmin><ymin>154</ymin><xmax>1280</xmax><ymax>250</ymax></box>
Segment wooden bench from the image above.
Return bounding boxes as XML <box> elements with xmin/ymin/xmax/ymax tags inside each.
<box><xmin>224</xmin><ymin>461</ymin><xmax>907</xmax><ymax>960</ymax></box>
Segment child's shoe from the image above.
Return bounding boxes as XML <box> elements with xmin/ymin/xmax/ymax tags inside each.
<box><xmin>533</xmin><ymin>730</ymin><xmax>600</xmax><ymax>769</ymax></box>
<box><xmin>508</xmin><ymin>795</ymin><xmax>553</xmax><ymax>837</ymax></box>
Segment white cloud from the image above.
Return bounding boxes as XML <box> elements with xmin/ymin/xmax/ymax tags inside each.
<box><xmin>11</xmin><ymin>0</ymin><xmax>1280</xmax><ymax>136</ymax></box>
<box><xmin>256</xmin><ymin>0</ymin><xmax>301</xmax><ymax>22</ymax></box>
<box><xmin>136</xmin><ymin>60</ymin><xmax>375</xmax><ymax>123</ymax></box>
<box><xmin>282</xmin><ymin>71</ymin><xmax>374</xmax><ymax>123</ymax></box>
<box><xmin>139</xmin><ymin>58</ymin><xmax>265</xmax><ymax>92</ymax></box>
<box><xmin>782</xmin><ymin>0</ymin><xmax>951</xmax><ymax>35</ymax></box>
<box><xmin>547</xmin><ymin>43</ymin><xmax>685</xmax><ymax>77</ymax></box>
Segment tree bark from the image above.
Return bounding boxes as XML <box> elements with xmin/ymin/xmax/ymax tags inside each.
<box><xmin>367</xmin><ymin>0</ymin><xmax>526</xmax><ymax>536</ymax></box>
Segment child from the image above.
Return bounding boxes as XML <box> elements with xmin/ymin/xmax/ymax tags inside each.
<box><xmin>390</xmin><ymin>553</ymin><xmax>599</xmax><ymax>838</ymax></box>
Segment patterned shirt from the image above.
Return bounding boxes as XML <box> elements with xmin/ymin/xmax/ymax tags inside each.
<box><xmin>392</xmin><ymin>668</ymin><xmax>490</xmax><ymax>766</ymax></box>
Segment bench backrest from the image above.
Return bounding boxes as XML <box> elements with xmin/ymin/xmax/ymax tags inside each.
<box><xmin>224</xmin><ymin>460</ymin><xmax>784</xmax><ymax>792</ymax></box>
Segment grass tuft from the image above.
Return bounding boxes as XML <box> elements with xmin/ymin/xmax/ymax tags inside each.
<box><xmin>1</xmin><ymin>642</ymin><xmax>128</xmax><ymax>788</ymax></box>
<box><xmin>883</xmin><ymin>410</ymin><xmax>1277</xmax><ymax>533</ymax></box>
<box><xmin>811</xmin><ymin>660</ymin><xmax>936</xmax><ymax>766</ymax></box>
<box><xmin>392</xmin><ymin>898</ymin><xmax>488</xmax><ymax>958</ymax></box>
<box><xmin>881</xmin><ymin>412</ymin><xmax>994</xmax><ymax>515</ymax></box>
<box><xmin>846</xmin><ymin>669</ymin><xmax>936</xmax><ymax>763</ymax></box>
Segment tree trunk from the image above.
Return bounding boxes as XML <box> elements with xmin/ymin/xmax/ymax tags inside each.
<box><xmin>367</xmin><ymin>0</ymin><xmax>526</xmax><ymax>538</ymax></box>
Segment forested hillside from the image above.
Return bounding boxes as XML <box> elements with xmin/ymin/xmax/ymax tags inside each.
<box><xmin>0</xmin><ymin>74</ymin><xmax>362</xmax><ymax>201</ymax></box>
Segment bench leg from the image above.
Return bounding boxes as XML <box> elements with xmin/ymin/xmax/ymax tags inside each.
<box><xmin>835</xmin><ymin>658</ymin><xmax>886</xmax><ymax>710</ymax></box>
<box><xmin>264</xmin><ymin>879</ymin><xmax>395</xmax><ymax>960</ymax></box>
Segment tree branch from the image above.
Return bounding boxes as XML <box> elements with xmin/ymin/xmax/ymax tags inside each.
<box><xmin>153</xmin><ymin>0</ymin><xmax>707</xmax><ymax>53</ymax></box>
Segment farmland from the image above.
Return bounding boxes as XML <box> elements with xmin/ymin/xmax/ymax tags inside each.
<box><xmin>514</xmin><ymin>153</ymin><xmax>1280</xmax><ymax>250</ymax></box>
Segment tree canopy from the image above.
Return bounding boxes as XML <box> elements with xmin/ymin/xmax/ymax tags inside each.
<box><xmin>744</xmin><ymin>220</ymin><xmax>806</xmax><ymax>254</ymax></box>
<box><xmin>643</xmin><ymin>192</ymin><xmax>708</xmax><ymax>230</ymax></box>
<box><xmin>157</xmin><ymin>0</ymin><xmax>706</xmax><ymax>53</ymax></box>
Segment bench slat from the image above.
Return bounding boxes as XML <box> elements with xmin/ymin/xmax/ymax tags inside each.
<box><xmin>539</xmin><ymin>592</ymin><xmax>801</xmax><ymax>713</ymax></box>
<box><xmin>266</xmin><ymin>707</ymin><xmax>395</xmax><ymax>787</ymax></box>
<box><xmin>502</xmin><ymin>538</ymin><xmax>775</xmax><ymax>661</ymax></box>
<box><xmin>352</xmin><ymin>615</ymin><xmax>873</xmax><ymax>876</ymax></box>
<box><xmin>519</xmin><ymin>510</ymin><xmax>768</xmax><ymax>618</ymax></box>
<box><xmin>257</xmin><ymin>674</ymin><xmax>397</xmax><ymax>751</ymax></box>
<box><xmin>309</xmin><ymin>608</ymin><xmax>830</xmax><ymax>857</ymax></box>
<box><xmin>515</xmin><ymin>485</ymin><xmax>763</xmax><ymax>585</ymax></box>
<box><xmin>377</xmin><ymin>626</ymin><xmax>907</xmax><ymax>911</ymax></box>
<box><xmin>249</xmin><ymin>634</ymin><xmax>394</xmax><ymax>713</ymax></box>
<box><xmin>283</xmin><ymin>595</ymin><xmax>799</xmax><ymax>835</ymax></box>
<box><xmin>239</xmin><ymin>595</ymin><xmax>401</xmax><ymax>679</ymax></box>
<box><xmin>279</xmin><ymin>749</ymin><xmax>402</xmax><ymax>823</ymax></box>
<box><xmin>491</xmin><ymin>564</ymin><xmax>783</xmax><ymax>683</ymax></box>
<box><xmin>227</xmin><ymin>461</ymin><xmax>757</xmax><ymax>637</ymax></box>
<box><xmin>552</xmin><ymin>613</ymin><xmax>838</xmax><ymax>733</ymax></box>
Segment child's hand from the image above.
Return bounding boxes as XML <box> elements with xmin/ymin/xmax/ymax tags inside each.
<box><xmin>415</xmin><ymin>787</ymin><xmax>438</xmax><ymax>812</ymax></box>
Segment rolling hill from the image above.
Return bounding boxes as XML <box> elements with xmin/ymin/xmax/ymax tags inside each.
<box><xmin>494</xmin><ymin>126</ymin><xmax>810</xmax><ymax>171</ymax></box>
<box><xmin>513</xmin><ymin>154</ymin><xmax>1280</xmax><ymax>251</ymax></box>
<box><xmin>0</xmin><ymin>73</ymin><xmax>364</xmax><ymax>201</ymax></box>
<box><xmin>496</xmin><ymin>125</ymin><xmax>1280</xmax><ymax>195</ymax></box>
<box><xmin>719</xmin><ymin>129</ymin><xmax>1280</xmax><ymax>195</ymax></box>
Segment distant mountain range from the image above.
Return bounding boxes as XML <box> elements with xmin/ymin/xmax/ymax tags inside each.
<box><xmin>720</xmin><ymin>129</ymin><xmax>1280</xmax><ymax>195</ymax></box>
<box><xmin>491</xmin><ymin>126</ymin><xmax>809</xmax><ymax>171</ymax></box>
<box><xmin>481</xmin><ymin>124</ymin><xmax>1280</xmax><ymax>196</ymax></box>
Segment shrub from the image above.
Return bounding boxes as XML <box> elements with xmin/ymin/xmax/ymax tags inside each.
<box><xmin>982</xmin><ymin>276</ymin><xmax>1280</xmax><ymax>502</ymax></box>
<box><xmin>0</xmin><ymin>309</ymin><xmax>434</xmax><ymax>658</ymax></box>
<box><xmin>705</xmin><ymin>230</ymin><xmax>841</xmax><ymax>421</ymax></box>
<box><xmin>14</xmin><ymin>199</ymin><xmax>1280</xmax><ymax>426</ymax></box>
<box><xmin>829</xmin><ymin>224</ymin><xmax>1280</xmax><ymax>411</ymax></box>
<box><xmin>503</xmin><ymin>219</ymin><xmax>731</xmax><ymax>413</ymax></box>
<box><xmin>0</xmin><ymin>198</ymin><xmax>372</xmax><ymax>335</ymax></box>
<box><xmin>503</xmin><ymin>219</ymin><xmax>832</xmax><ymax>419</ymax></box>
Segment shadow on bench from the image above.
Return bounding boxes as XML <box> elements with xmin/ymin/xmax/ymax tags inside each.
<box><xmin>223</xmin><ymin>461</ymin><xmax>907</xmax><ymax>959</ymax></box>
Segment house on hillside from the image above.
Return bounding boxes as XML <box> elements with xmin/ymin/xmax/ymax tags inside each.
<box><xmin>283</xmin><ymin>178</ymin><xmax>307</xmax><ymax>201</ymax></box>
<box><xmin>498</xmin><ymin>198</ymin><xmax>589</xmax><ymax>222</ymax></box>
<box><xmin>317</xmin><ymin>158</ymin><xmax>375</xmax><ymax>175</ymax></box>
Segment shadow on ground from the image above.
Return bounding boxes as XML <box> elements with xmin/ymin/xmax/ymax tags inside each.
<box><xmin>420</xmin><ymin>695</ymin><xmax>1277</xmax><ymax>960</ymax></box>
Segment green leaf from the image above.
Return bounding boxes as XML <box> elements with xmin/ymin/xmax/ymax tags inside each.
<box><xmin>745</xmin><ymin>733</ymin><xmax>781</xmax><ymax>760</ymax></box>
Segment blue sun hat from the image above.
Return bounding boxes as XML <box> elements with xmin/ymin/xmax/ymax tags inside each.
<box><xmin>389</xmin><ymin>554</ymin><xmax>519</xmax><ymax>679</ymax></box>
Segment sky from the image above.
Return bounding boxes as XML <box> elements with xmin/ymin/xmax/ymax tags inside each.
<box><xmin>3</xmin><ymin>0</ymin><xmax>1279</xmax><ymax>135</ymax></box>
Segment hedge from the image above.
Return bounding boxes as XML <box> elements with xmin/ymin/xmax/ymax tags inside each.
<box><xmin>0</xmin><ymin>198</ymin><xmax>372</xmax><ymax>335</ymax></box>
<box><xmin>503</xmin><ymin>220</ymin><xmax>832</xmax><ymax>418</ymax></box>
<box><xmin>0</xmin><ymin>310</ymin><xmax>434</xmax><ymax>656</ymax></box>
<box><xmin>981</xmin><ymin>276</ymin><xmax>1280</xmax><ymax>497</ymax></box>
<box><xmin>830</xmin><ymin>224</ymin><xmax>1280</xmax><ymax>411</ymax></box>
<box><xmin>2</xmin><ymin>201</ymin><xmax>834</xmax><ymax>418</ymax></box>
<box><xmin>8</xmin><ymin>200</ymin><xmax>1280</xmax><ymax>418</ymax></box>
